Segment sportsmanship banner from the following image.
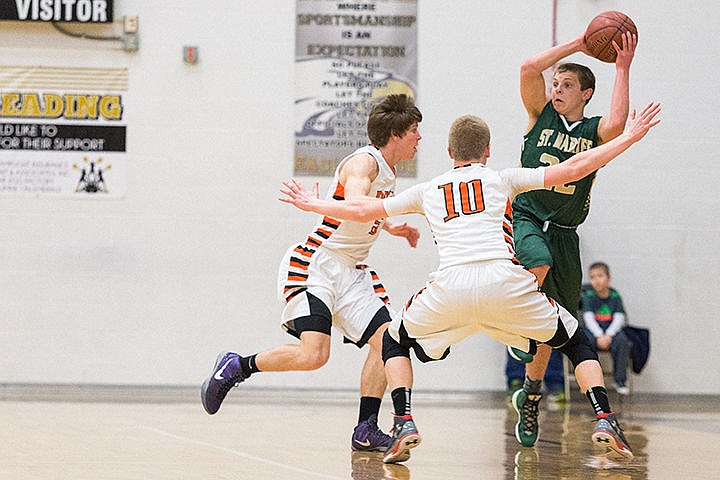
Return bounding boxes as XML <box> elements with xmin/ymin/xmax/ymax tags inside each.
<box><xmin>295</xmin><ymin>0</ymin><xmax>418</xmax><ymax>176</ymax></box>
<box><xmin>0</xmin><ymin>66</ymin><xmax>127</xmax><ymax>197</ymax></box>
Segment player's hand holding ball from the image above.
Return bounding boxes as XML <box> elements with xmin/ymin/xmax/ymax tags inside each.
<box><xmin>584</xmin><ymin>11</ymin><xmax>638</xmax><ymax>63</ymax></box>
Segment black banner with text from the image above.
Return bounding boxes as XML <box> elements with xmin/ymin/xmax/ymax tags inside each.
<box><xmin>0</xmin><ymin>0</ymin><xmax>114</xmax><ymax>23</ymax></box>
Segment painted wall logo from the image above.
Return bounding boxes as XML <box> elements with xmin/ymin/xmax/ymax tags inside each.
<box><xmin>74</xmin><ymin>157</ymin><xmax>111</xmax><ymax>193</ymax></box>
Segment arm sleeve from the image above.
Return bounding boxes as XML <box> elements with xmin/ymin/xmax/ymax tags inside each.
<box><xmin>383</xmin><ymin>183</ymin><xmax>425</xmax><ymax>217</ymax></box>
<box><xmin>583</xmin><ymin>311</ymin><xmax>604</xmax><ymax>337</ymax></box>
<box><xmin>605</xmin><ymin>312</ymin><xmax>626</xmax><ymax>337</ymax></box>
<box><xmin>498</xmin><ymin>167</ymin><xmax>547</xmax><ymax>197</ymax></box>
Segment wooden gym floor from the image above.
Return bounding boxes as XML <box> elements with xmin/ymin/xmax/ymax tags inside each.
<box><xmin>1</xmin><ymin>385</ymin><xmax>718</xmax><ymax>479</ymax></box>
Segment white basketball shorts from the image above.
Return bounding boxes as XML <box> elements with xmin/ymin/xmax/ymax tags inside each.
<box><xmin>277</xmin><ymin>245</ymin><xmax>391</xmax><ymax>345</ymax></box>
<box><xmin>389</xmin><ymin>259</ymin><xmax>578</xmax><ymax>360</ymax></box>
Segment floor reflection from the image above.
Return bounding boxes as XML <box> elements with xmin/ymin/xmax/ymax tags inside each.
<box><xmin>351</xmin><ymin>451</ymin><xmax>410</xmax><ymax>480</ymax></box>
<box><xmin>502</xmin><ymin>394</ymin><xmax>650</xmax><ymax>480</ymax></box>
<box><xmin>3</xmin><ymin>386</ymin><xmax>715</xmax><ymax>480</ymax></box>
<box><xmin>348</xmin><ymin>396</ymin><xmax>652</xmax><ymax>480</ymax></box>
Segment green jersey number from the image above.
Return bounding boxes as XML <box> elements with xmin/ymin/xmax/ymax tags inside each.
<box><xmin>539</xmin><ymin>153</ymin><xmax>575</xmax><ymax>195</ymax></box>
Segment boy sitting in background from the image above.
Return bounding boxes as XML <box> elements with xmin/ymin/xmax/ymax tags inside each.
<box><xmin>582</xmin><ymin>262</ymin><xmax>630</xmax><ymax>395</ymax></box>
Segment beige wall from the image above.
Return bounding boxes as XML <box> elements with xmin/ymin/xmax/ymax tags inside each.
<box><xmin>0</xmin><ymin>0</ymin><xmax>715</xmax><ymax>393</ymax></box>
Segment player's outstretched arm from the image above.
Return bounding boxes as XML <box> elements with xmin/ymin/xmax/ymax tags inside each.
<box><xmin>544</xmin><ymin>102</ymin><xmax>661</xmax><ymax>188</ymax></box>
<box><xmin>280</xmin><ymin>178</ymin><xmax>388</xmax><ymax>222</ymax></box>
<box><xmin>598</xmin><ymin>31</ymin><xmax>637</xmax><ymax>144</ymax></box>
<box><xmin>520</xmin><ymin>34</ymin><xmax>586</xmax><ymax>123</ymax></box>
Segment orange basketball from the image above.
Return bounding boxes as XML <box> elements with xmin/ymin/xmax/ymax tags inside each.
<box><xmin>584</xmin><ymin>11</ymin><xmax>638</xmax><ymax>63</ymax></box>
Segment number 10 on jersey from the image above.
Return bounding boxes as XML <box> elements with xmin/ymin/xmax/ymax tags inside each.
<box><xmin>438</xmin><ymin>180</ymin><xmax>486</xmax><ymax>223</ymax></box>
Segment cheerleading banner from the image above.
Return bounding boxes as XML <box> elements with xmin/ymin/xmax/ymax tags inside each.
<box><xmin>294</xmin><ymin>0</ymin><xmax>418</xmax><ymax>176</ymax></box>
<box><xmin>0</xmin><ymin>66</ymin><xmax>127</xmax><ymax>197</ymax></box>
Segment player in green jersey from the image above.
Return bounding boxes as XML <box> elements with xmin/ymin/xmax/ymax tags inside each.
<box><xmin>510</xmin><ymin>29</ymin><xmax>637</xmax><ymax>448</ymax></box>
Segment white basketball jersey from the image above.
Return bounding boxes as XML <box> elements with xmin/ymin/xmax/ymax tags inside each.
<box><xmin>305</xmin><ymin>145</ymin><xmax>396</xmax><ymax>264</ymax></box>
<box><xmin>384</xmin><ymin>163</ymin><xmax>545</xmax><ymax>270</ymax></box>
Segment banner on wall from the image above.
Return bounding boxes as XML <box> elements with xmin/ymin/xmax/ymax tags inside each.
<box><xmin>295</xmin><ymin>0</ymin><xmax>418</xmax><ymax>177</ymax></box>
<box><xmin>0</xmin><ymin>66</ymin><xmax>127</xmax><ymax>197</ymax></box>
<box><xmin>0</xmin><ymin>0</ymin><xmax>114</xmax><ymax>23</ymax></box>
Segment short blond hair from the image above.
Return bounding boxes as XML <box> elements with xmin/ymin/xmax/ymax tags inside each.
<box><xmin>448</xmin><ymin>115</ymin><xmax>490</xmax><ymax>161</ymax></box>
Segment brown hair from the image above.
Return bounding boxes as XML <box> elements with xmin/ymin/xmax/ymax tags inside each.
<box><xmin>367</xmin><ymin>94</ymin><xmax>422</xmax><ymax>147</ymax></box>
<box><xmin>589</xmin><ymin>261</ymin><xmax>610</xmax><ymax>276</ymax></box>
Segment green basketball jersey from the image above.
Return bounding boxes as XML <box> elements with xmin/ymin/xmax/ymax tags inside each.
<box><xmin>512</xmin><ymin>101</ymin><xmax>602</xmax><ymax>226</ymax></box>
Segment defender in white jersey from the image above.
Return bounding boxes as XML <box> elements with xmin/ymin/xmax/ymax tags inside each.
<box><xmin>201</xmin><ymin>95</ymin><xmax>422</xmax><ymax>454</ymax></box>
<box><xmin>278</xmin><ymin>144</ymin><xmax>399</xmax><ymax>344</ymax></box>
<box><xmin>281</xmin><ymin>104</ymin><xmax>661</xmax><ymax>464</ymax></box>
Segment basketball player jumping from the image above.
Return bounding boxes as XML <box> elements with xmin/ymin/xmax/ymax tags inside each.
<box><xmin>280</xmin><ymin>102</ymin><xmax>661</xmax><ymax>463</ymax></box>
<box><xmin>509</xmin><ymin>29</ymin><xmax>638</xmax><ymax>448</ymax></box>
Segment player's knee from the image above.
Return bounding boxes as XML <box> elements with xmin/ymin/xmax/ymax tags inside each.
<box><xmin>382</xmin><ymin>329</ymin><xmax>409</xmax><ymax>363</ymax></box>
<box><xmin>297</xmin><ymin>333</ymin><xmax>331</xmax><ymax>370</ymax></box>
<box><xmin>299</xmin><ymin>349</ymin><xmax>330</xmax><ymax>370</ymax></box>
<box><xmin>556</xmin><ymin>327</ymin><xmax>597</xmax><ymax>369</ymax></box>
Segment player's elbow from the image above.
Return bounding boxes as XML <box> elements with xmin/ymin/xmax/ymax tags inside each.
<box><xmin>603</xmin><ymin>124</ymin><xmax>624</xmax><ymax>143</ymax></box>
<box><xmin>521</xmin><ymin>57</ymin><xmax>543</xmax><ymax>76</ymax></box>
<box><xmin>600</xmin><ymin>114</ymin><xmax>626</xmax><ymax>143</ymax></box>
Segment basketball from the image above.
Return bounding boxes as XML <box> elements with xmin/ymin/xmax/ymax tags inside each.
<box><xmin>584</xmin><ymin>11</ymin><xmax>638</xmax><ymax>63</ymax></box>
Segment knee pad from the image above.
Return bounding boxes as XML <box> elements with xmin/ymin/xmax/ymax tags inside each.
<box><xmin>556</xmin><ymin>327</ymin><xmax>598</xmax><ymax>369</ymax></box>
<box><xmin>381</xmin><ymin>323</ymin><xmax>450</xmax><ymax>364</ymax></box>
<box><xmin>382</xmin><ymin>329</ymin><xmax>410</xmax><ymax>363</ymax></box>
